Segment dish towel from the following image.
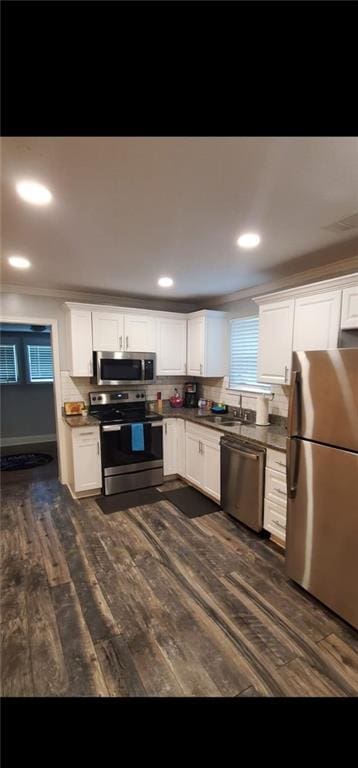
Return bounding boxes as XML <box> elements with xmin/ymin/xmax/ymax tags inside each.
<box><xmin>131</xmin><ymin>423</ymin><xmax>145</xmax><ymax>451</ymax></box>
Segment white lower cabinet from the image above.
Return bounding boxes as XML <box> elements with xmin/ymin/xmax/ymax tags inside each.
<box><xmin>163</xmin><ymin>419</ymin><xmax>178</xmax><ymax>476</ymax></box>
<box><xmin>185</xmin><ymin>431</ymin><xmax>204</xmax><ymax>487</ymax></box>
<box><xmin>162</xmin><ymin>418</ymin><xmax>223</xmax><ymax>501</ymax></box>
<box><xmin>201</xmin><ymin>440</ymin><xmax>221</xmax><ymax>500</ymax></box>
<box><xmin>263</xmin><ymin>447</ymin><xmax>287</xmax><ymax>544</ymax></box>
<box><xmin>185</xmin><ymin>423</ymin><xmax>223</xmax><ymax>501</ymax></box>
<box><xmin>66</xmin><ymin>425</ymin><xmax>102</xmax><ymax>494</ymax></box>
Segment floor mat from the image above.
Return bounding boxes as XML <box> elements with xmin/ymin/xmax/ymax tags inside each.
<box><xmin>161</xmin><ymin>485</ymin><xmax>221</xmax><ymax>518</ymax></box>
<box><xmin>96</xmin><ymin>486</ymin><xmax>163</xmax><ymax>514</ymax></box>
<box><xmin>0</xmin><ymin>453</ymin><xmax>54</xmax><ymax>471</ymax></box>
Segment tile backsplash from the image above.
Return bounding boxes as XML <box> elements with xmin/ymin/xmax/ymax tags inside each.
<box><xmin>200</xmin><ymin>377</ymin><xmax>290</xmax><ymax>418</ymax></box>
<box><xmin>60</xmin><ymin>373</ymin><xmax>192</xmax><ymax>406</ymax></box>
<box><xmin>61</xmin><ymin>372</ymin><xmax>290</xmax><ymax>419</ymax></box>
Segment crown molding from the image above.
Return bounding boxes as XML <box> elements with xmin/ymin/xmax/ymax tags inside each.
<box><xmin>0</xmin><ymin>283</ymin><xmax>197</xmax><ymax>313</ymax></box>
<box><xmin>203</xmin><ymin>255</ymin><xmax>358</xmax><ymax>307</ymax></box>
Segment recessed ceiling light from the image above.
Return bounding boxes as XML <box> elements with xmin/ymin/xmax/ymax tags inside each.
<box><xmin>158</xmin><ymin>277</ymin><xmax>174</xmax><ymax>288</ymax></box>
<box><xmin>16</xmin><ymin>180</ymin><xmax>52</xmax><ymax>205</ymax></box>
<box><xmin>237</xmin><ymin>233</ymin><xmax>260</xmax><ymax>249</ymax></box>
<box><xmin>8</xmin><ymin>255</ymin><xmax>31</xmax><ymax>269</ymax></box>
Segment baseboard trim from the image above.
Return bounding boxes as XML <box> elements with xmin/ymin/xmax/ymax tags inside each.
<box><xmin>0</xmin><ymin>433</ymin><xmax>57</xmax><ymax>447</ymax></box>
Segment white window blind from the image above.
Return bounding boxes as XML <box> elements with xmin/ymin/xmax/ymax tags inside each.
<box><xmin>27</xmin><ymin>345</ymin><xmax>54</xmax><ymax>382</ymax></box>
<box><xmin>229</xmin><ymin>316</ymin><xmax>270</xmax><ymax>392</ymax></box>
<box><xmin>0</xmin><ymin>344</ymin><xmax>18</xmax><ymax>383</ymax></box>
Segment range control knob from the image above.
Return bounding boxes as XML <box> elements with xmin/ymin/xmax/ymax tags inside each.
<box><xmin>97</xmin><ymin>395</ymin><xmax>103</xmax><ymax>401</ymax></box>
<box><xmin>92</xmin><ymin>396</ymin><xmax>97</xmax><ymax>401</ymax></box>
<box><xmin>141</xmin><ymin>394</ymin><xmax>145</xmax><ymax>398</ymax></box>
<box><xmin>136</xmin><ymin>393</ymin><xmax>140</xmax><ymax>398</ymax></box>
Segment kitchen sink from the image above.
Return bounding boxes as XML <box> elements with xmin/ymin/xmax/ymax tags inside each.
<box><xmin>199</xmin><ymin>415</ymin><xmax>255</xmax><ymax>427</ymax></box>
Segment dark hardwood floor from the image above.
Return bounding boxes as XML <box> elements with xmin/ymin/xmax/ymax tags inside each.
<box><xmin>1</xmin><ymin>474</ymin><xmax>358</xmax><ymax>697</ymax></box>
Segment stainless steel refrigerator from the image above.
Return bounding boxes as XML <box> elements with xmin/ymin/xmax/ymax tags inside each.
<box><xmin>286</xmin><ymin>349</ymin><xmax>358</xmax><ymax>630</ymax></box>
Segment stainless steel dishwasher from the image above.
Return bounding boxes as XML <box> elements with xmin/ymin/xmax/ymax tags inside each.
<box><xmin>220</xmin><ymin>436</ymin><xmax>266</xmax><ymax>532</ymax></box>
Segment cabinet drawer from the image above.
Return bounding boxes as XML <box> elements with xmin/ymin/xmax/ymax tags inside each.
<box><xmin>264</xmin><ymin>499</ymin><xmax>286</xmax><ymax>542</ymax></box>
<box><xmin>73</xmin><ymin>428</ymin><xmax>100</xmax><ymax>444</ymax></box>
<box><xmin>185</xmin><ymin>421</ymin><xmax>223</xmax><ymax>445</ymax></box>
<box><xmin>265</xmin><ymin>466</ymin><xmax>287</xmax><ymax>507</ymax></box>
<box><xmin>266</xmin><ymin>447</ymin><xmax>287</xmax><ymax>472</ymax></box>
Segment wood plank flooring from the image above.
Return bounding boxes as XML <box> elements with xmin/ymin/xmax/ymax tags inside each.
<box><xmin>1</xmin><ymin>476</ymin><xmax>358</xmax><ymax>697</ymax></box>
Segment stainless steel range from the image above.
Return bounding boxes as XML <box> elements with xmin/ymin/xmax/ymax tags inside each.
<box><xmin>89</xmin><ymin>390</ymin><xmax>163</xmax><ymax>495</ymax></box>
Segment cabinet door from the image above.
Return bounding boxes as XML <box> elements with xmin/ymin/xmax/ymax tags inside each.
<box><xmin>257</xmin><ymin>299</ymin><xmax>294</xmax><ymax>384</ymax></box>
<box><xmin>202</xmin><ymin>440</ymin><xmax>221</xmax><ymax>501</ymax></box>
<box><xmin>92</xmin><ymin>312</ymin><xmax>124</xmax><ymax>352</ymax></box>
<box><xmin>187</xmin><ymin>317</ymin><xmax>205</xmax><ymax>376</ymax></box>
<box><xmin>293</xmin><ymin>291</ymin><xmax>341</xmax><ymax>351</ymax></box>
<box><xmin>176</xmin><ymin>419</ymin><xmax>185</xmax><ymax>477</ymax></box>
<box><xmin>67</xmin><ymin>310</ymin><xmax>93</xmax><ymax>376</ymax></box>
<box><xmin>185</xmin><ymin>432</ymin><xmax>203</xmax><ymax>487</ymax></box>
<box><xmin>156</xmin><ymin>318</ymin><xmax>187</xmax><ymax>375</ymax></box>
<box><xmin>73</xmin><ymin>431</ymin><xmax>102</xmax><ymax>491</ymax></box>
<box><xmin>124</xmin><ymin>314</ymin><xmax>156</xmax><ymax>353</ymax></box>
<box><xmin>163</xmin><ymin>419</ymin><xmax>177</xmax><ymax>476</ymax></box>
<box><xmin>341</xmin><ymin>286</ymin><xmax>358</xmax><ymax>329</ymax></box>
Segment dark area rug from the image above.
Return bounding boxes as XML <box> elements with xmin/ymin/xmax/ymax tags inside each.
<box><xmin>96</xmin><ymin>486</ymin><xmax>163</xmax><ymax>514</ymax></box>
<box><xmin>161</xmin><ymin>485</ymin><xmax>221</xmax><ymax>518</ymax></box>
<box><xmin>0</xmin><ymin>453</ymin><xmax>54</xmax><ymax>471</ymax></box>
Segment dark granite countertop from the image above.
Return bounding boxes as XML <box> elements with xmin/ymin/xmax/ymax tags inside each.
<box><xmin>159</xmin><ymin>406</ymin><xmax>287</xmax><ymax>452</ymax></box>
<box><xmin>64</xmin><ymin>415</ymin><xmax>99</xmax><ymax>428</ymax></box>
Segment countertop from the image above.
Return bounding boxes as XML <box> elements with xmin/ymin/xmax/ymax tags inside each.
<box><xmin>64</xmin><ymin>414</ymin><xmax>99</xmax><ymax>428</ymax></box>
<box><xmin>160</xmin><ymin>406</ymin><xmax>288</xmax><ymax>452</ymax></box>
<box><xmin>64</xmin><ymin>407</ymin><xmax>288</xmax><ymax>452</ymax></box>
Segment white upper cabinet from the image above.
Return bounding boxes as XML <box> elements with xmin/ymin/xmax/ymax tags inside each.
<box><xmin>156</xmin><ymin>317</ymin><xmax>187</xmax><ymax>376</ymax></box>
<box><xmin>293</xmin><ymin>290</ymin><xmax>341</xmax><ymax>351</ymax></box>
<box><xmin>92</xmin><ymin>311</ymin><xmax>155</xmax><ymax>353</ymax></box>
<box><xmin>187</xmin><ymin>316</ymin><xmax>205</xmax><ymax>375</ymax></box>
<box><xmin>257</xmin><ymin>299</ymin><xmax>295</xmax><ymax>384</ymax></box>
<box><xmin>341</xmin><ymin>286</ymin><xmax>358</xmax><ymax>329</ymax></box>
<box><xmin>92</xmin><ymin>312</ymin><xmax>124</xmax><ymax>352</ymax></box>
<box><xmin>187</xmin><ymin>311</ymin><xmax>228</xmax><ymax>377</ymax></box>
<box><xmin>66</xmin><ymin>308</ymin><xmax>93</xmax><ymax>376</ymax></box>
<box><xmin>124</xmin><ymin>314</ymin><xmax>156</xmax><ymax>353</ymax></box>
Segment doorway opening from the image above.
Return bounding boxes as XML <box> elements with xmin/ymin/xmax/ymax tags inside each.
<box><xmin>0</xmin><ymin>322</ymin><xmax>58</xmax><ymax>484</ymax></box>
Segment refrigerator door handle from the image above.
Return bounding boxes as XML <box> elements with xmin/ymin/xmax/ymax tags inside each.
<box><xmin>287</xmin><ymin>370</ymin><xmax>300</xmax><ymax>436</ymax></box>
<box><xmin>286</xmin><ymin>437</ymin><xmax>298</xmax><ymax>499</ymax></box>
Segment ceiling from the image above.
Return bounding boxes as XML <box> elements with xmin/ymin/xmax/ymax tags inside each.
<box><xmin>1</xmin><ymin>137</ymin><xmax>358</xmax><ymax>301</ymax></box>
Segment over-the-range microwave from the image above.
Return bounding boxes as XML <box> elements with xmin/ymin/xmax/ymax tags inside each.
<box><xmin>93</xmin><ymin>351</ymin><xmax>156</xmax><ymax>386</ymax></box>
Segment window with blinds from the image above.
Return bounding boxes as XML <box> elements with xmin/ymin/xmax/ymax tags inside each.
<box><xmin>229</xmin><ymin>316</ymin><xmax>271</xmax><ymax>392</ymax></box>
<box><xmin>0</xmin><ymin>344</ymin><xmax>18</xmax><ymax>383</ymax></box>
<box><xmin>27</xmin><ymin>345</ymin><xmax>54</xmax><ymax>382</ymax></box>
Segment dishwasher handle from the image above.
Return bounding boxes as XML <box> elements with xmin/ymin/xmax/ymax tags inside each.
<box><xmin>221</xmin><ymin>439</ymin><xmax>264</xmax><ymax>461</ymax></box>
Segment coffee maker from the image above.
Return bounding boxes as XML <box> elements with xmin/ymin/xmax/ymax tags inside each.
<box><xmin>184</xmin><ymin>382</ymin><xmax>198</xmax><ymax>408</ymax></box>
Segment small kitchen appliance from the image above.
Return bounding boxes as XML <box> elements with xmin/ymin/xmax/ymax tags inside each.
<box><xmin>93</xmin><ymin>351</ymin><xmax>156</xmax><ymax>386</ymax></box>
<box><xmin>184</xmin><ymin>382</ymin><xmax>198</xmax><ymax>408</ymax></box>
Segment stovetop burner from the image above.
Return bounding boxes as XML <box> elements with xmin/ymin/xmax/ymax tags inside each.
<box><xmin>88</xmin><ymin>389</ymin><xmax>163</xmax><ymax>426</ymax></box>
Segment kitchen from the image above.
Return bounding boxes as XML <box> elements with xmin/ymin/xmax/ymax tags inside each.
<box><xmin>1</xmin><ymin>137</ymin><xmax>358</xmax><ymax>698</ymax></box>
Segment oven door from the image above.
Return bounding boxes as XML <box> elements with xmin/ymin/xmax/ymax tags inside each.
<box><xmin>94</xmin><ymin>351</ymin><xmax>155</xmax><ymax>385</ymax></box>
<box><xmin>101</xmin><ymin>422</ymin><xmax>163</xmax><ymax>476</ymax></box>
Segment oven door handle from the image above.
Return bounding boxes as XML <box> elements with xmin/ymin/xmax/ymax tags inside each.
<box><xmin>102</xmin><ymin>421</ymin><xmax>162</xmax><ymax>432</ymax></box>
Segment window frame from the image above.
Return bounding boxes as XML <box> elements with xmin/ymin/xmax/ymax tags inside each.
<box><xmin>0</xmin><ymin>341</ymin><xmax>19</xmax><ymax>385</ymax></box>
<box><xmin>227</xmin><ymin>315</ymin><xmax>271</xmax><ymax>395</ymax></box>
